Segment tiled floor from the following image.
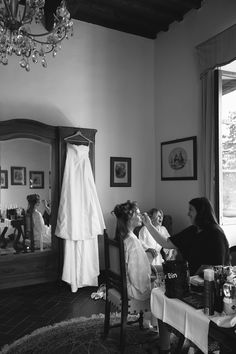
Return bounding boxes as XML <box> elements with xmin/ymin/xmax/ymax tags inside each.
<box><xmin>0</xmin><ymin>281</ymin><xmax>105</xmax><ymax>349</ymax></box>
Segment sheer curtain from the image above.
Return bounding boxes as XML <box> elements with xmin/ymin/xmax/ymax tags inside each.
<box><xmin>200</xmin><ymin>70</ymin><xmax>215</xmax><ymax>205</ymax></box>
<box><xmin>196</xmin><ymin>23</ymin><xmax>236</xmax><ymax>206</ymax></box>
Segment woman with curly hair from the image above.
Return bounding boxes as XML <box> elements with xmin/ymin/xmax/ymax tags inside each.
<box><xmin>112</xmin><ymin>200</ymin><xmax>152</xmax><ymax>301</ymax></box>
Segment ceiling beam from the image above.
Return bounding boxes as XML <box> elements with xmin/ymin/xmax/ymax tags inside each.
<box><xmin>69</xmin><ymin>2</ymin><xmax>160</xmax><ymax>38</ymax></box>
<box><xmin>60</xmin><ymin>0</ymin><xmax>204</xmax><ymax>39</ymax></box>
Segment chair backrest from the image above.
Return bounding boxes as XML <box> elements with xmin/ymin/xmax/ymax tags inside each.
<box><xmin>230</xmin><ymin>246</ymin><xmax>236</xmax><ymax>266</ymax></box>
<box><xmin>24</xmin><ymin>211</ymin><xmax>34</xmax><ymax>250</ymax></box>
<box><xmin>163</xmin><ymin>215</ymin><xmax>172</xmax><ymax>234</ymax></box>
<box><xmin>24</xmin><ymin>212</ymin><xmax>33</xmax><ymax>236</ymax></box>
<box><xmin>104</xmin><ymin>230</ymin><xmax>128</xmax><ymax>303</ymax></box>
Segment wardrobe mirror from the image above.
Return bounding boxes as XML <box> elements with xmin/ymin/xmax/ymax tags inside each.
<box><xmin>0</xmin><ymin>138</ymin><xmax>52</xmax><ymax>256</ymax></box>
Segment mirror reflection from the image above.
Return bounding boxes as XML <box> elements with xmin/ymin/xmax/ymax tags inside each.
<box><xmin>0</xmin><ymin>138</ymin><xmax>51</xmax><ymax>256</ymax></box>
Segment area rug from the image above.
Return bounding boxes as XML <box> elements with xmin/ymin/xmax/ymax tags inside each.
<box><xmin>0</xmin><ymin>314</ymin><xmax>165</xmax><ymax>354</ymax></box>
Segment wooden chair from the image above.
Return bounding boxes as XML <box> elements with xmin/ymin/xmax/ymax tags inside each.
<box><xmin>11</xmin><ymin>218</ymin><xmax>26</xmax><ymax>252</ymax></box>
<box><xmin>162</xmin><ymin>215</ymin><xmax>172</xmax><ymax>234</ymax></box>
<box><xmin>103</xmin><ymin>230</ymin><xmax>150</xmax><ymax>352</ymax></box>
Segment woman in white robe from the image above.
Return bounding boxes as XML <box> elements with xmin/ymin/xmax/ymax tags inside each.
<box><xmin>139</xmin><ymin>208</ymin><xmax>171</xmax><ymax>266</ymax></box>
<box><xmin>112</xmin><ymin>200</ymin><xmax>151</xmax><ymax>301</ymax></box>
<box><xmin>55</xmin><ymin>144</ymin><xmax>105</xmax><ymax>292</ymax></box>
<box><xmin>26</xmin><ymin>194</ymin><xmax>51</xmax><ymax>251</ymax></box>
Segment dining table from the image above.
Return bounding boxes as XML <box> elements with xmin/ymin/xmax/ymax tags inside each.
<box><xmin>151</xmin><ymin>286</ymin><xmax>236</xmax><ymax>354</ymax></box>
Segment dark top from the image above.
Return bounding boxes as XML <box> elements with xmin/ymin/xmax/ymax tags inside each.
<box><xmin>43</xmin><ymin>210</ymin><xmax>50</xmax><ymax>226</ymax></box>
<box><xmin>170</xmin><ymin>224</ymin><xmax>230</xmax><ymax>275</ymax></box>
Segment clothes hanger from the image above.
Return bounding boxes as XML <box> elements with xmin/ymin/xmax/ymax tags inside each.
<box><xmin>64</xmin><ymin>130</ymin><xmax>93</xmax><ymax>145</ymax></box>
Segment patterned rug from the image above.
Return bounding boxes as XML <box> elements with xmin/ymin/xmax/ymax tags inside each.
<box><xmin>0</xmin><ymin>314</ymin><xmax>163</xmax><ymax>354</ymax></box>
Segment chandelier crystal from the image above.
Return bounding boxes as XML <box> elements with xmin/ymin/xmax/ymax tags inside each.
<box><xmin>0</xmin><ymin>0</ymin><xmax>73</xmax><ymax>71</ymax></box>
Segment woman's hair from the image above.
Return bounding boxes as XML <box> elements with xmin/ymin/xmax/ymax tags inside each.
<box><xmin>189</xmin><ymin>197</ymin><xmax>218</xmax><ymax>228</ymax></box>
<box><xmin>111</xmin><ymin>200</ymin><xmax>138</xmax><ymax>240</ymax></box>
<box><xmin>27</xmin><ymin>194</ymin><xmax>40</xmax><ymax>211</ymax></box>
<box><xmin>148</xmin><ymin>208</ymin><xmax>163</xmax><ymax>218</ymax></box>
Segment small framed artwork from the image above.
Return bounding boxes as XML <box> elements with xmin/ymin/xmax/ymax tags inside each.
<box><xmin>0</xmin><ymin>170</ymin><xmax>8</xmax><ymax>189</ymax></box>
<box><xmin>29</xmin><ymin>171</ymin><xmax>44</xmax><ymax>189</ymax></box>
<box><xmin>11</xmin><ymin>167</ymin><xmax>26</xmax><ymax>185</ymax></box>
<box><xmin>161</xmin><ymin>136</ymin><xmax>197</xmax><ymax>180</ymax></box>
<box><xmin>110</xmin><ymin>157</ymin><xmax>131</xmax><ymax>187</ymax></box>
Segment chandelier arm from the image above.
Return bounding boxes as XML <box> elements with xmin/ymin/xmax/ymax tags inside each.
<box><xmin>25</xmin><ymin>32</ymin><xmax>66</xmax><ymax>45</ymax></box>
<box><xmin>20</xmin><ymin>2</ymin><xmax>28</xmax><ymax>24</ymax></box>
<box><xmin>24</xmin><ymin>30</ymin><xmax>62</xmax><ymax>37</ymax></box>
<box><xmin>3</xmin><ymin>0</ymin><xmax>13</xmax><ymax>19</ymax></box>
<box><xmin>23</xmin><ymin>23</ymin><xmax>67</xmax><ymax>38</ymax></box>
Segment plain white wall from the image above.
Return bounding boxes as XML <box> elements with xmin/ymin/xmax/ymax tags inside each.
<box><xmin>154</xmin><ymin>0</ymin><xmax>236</xmax><ymax>242</ymax></box>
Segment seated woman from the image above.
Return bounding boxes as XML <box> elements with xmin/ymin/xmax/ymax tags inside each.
<box><xmin>142</xmin><ymin>197</ymin><xmax>230</xmax><ymax>276</ymax></box>
<box><xmin>26</xmin><ymin>194</ymin><xmax>51</xmax><ymax>251</ymax></box>
<box><xmin>139</xmin><ymin>208</ymin><xmax>175</xmax><ymax>266</ymax></box>
<box><xmin>112</xmin><ymin>200</ymin><xmax>152</xmax><ymax>301</ymax></box>
<box><xmin>142</xmin><ymin>197</ymin><xmax>230</xmax><ymax>353</ymax></box>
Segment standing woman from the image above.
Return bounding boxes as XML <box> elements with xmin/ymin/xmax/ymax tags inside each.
<box><xmin>112</xmin><ymin>200</ymin><xmax>152</xmax><ymax>301</ymax></box>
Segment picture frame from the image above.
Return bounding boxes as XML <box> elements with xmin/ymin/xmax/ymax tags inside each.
<box><xmin>110</xmin><ymin>157</ymin><xmax>131</xmax><ymax>187</ymax></box>
<box><xmin>29</xmin><ymin>171</ymin><xmax>44</xmax><ymax>189</ymax></box>
<box><xmin>11</xmin><ymin>167</ymin><xmax>26</xmax><ymax>185</ymax></box>
<box><xmin>161</xmin><ymin>136</ymin><xmax>197</xmax><ymax>180</ymax></box>
<box><xmin>0</xmin><ymin>170</ymin><xmax>8</xmax><ymax>189</ymax></box>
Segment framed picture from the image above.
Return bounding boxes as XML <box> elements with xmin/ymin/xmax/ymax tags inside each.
<box><xmin>11</xmin><ymin>166</ymin><xmax>26</xmax><ymax>185</ymax></box>
<box><xmin>29</xmin><ymin>171</ymin><xmax>44</xmax><ymax>189</ymax></box>
<box><xmin>0</xmin><ymin>170</ymin><xmax>8</xmax><ymax>189</ymax></box>
<box><xmin>110</xmin><ymin>157</ymin><xmax>131</xmax><ymax>187</ymax></box>
<box><xmin>161</xmin><ymin>136</ymin><xmax>197</xmax><ymax>180</ymax></box>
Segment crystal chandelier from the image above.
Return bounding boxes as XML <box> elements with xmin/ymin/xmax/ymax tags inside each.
<box><xmin>0</xmin><ymin>0</ymin><xmax>73</xmax><ymax>71</ymax></box>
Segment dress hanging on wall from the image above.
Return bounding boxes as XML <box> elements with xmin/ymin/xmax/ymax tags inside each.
<box><xmin>55</xmin><ymin>143</ymin><xmax>105</xmax><ymax>292</ymax></box>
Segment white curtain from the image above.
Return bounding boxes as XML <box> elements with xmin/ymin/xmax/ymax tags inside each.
<box><xmin>196</xmin><ymin>23</ymin><xmax>236</xmax><ymax>75</ymax></box>
<box><xmin>200</xmin><ymin>70</ymin><xmax>216</xmax><ymax>205</ymax></box>
<box><xmin>56</xmin><ymin>143</ymin><xmax>105</xmax><ymax>292</ymax></box>
<box><xmin>196</xmin><ymin>23</ymin><xmax>236</xmax><ymax>205</ymax></box>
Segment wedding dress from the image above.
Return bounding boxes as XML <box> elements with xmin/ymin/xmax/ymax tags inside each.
<box><xmin>56</xmin><ymin>144</ymin><xmax>105</xmax><ymax>292</ymax></box>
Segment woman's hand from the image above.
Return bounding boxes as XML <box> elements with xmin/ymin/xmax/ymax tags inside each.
<box><xmin>142</xmin><ymin>212</ymin><xmax>152</xmax><ymax>226</ymax></box>
<box><xmin>146</xmin><ymin>248</ymin><xmax>158</xmax><ymax>258</ymax></box>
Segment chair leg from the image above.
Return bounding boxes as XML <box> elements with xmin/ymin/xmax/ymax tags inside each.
<box><xmin>30</xmin><ymin>232</ymin><xmax>35</xmax><ymax>252</ymax></box>
<box><xmin>172</xmin><ymin>332</ymin><xmax>185</xmax><ymax>354</ymax></box>
<box><xmin>0</xmin><ymin>226</ymin><xmax>8</xmax><ymax>248</ymax></box>
<box><xmin>139</xmin><ymin>310</ymin><xmax>144</xmax><ymax>329</ymax></box>
<box><xmin>120</xmin><ymin>305</ymin><xmax>128</xmax><ymax>352</ymax></box>
<box><xmin>103</xmin><ymin>299</ymin><xmax>111</xmax><ymax>338</ymax></box>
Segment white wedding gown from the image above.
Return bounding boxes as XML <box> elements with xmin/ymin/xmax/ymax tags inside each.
<box><xmin>55</xmin><ymin>144</ymin><xmax>105</xmax><ymax>292</ymax></box>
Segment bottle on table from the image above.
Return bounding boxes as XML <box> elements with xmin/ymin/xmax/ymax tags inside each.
<box><xmin>204</xmin><ymin>268</ymin><xmax>215</xmax><ymax>316</ymax></box>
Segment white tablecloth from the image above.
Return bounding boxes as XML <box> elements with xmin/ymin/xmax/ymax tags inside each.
<box><xmin>0</xmin><ymin>219</ymin><xmax>13</xmax><ymax>236</ymax></box>
<box><xmin>151</xmin><ymin>287</ymin><xmax>210</xmax><ymax>354</ymax></box>
<box><xmin>0</xmin><ymin>218</ymin><xmax>11</xmax><ymax>229</ymax></box>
